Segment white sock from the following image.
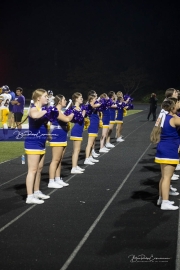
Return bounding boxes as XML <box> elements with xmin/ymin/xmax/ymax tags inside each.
<box><xmin>34</xmin><ymin>190</ymin><xmax>40</xmax><ymax>194</ymax></box>
<box><xmin>92</xmin><ymin>149</ymin><xmax>95</xmax><ymax>154</ymax></box>
<box><xmin>27</xmin><ymin>194</ymin><xmax>34</xmax><ymax>199</ymax></box>
<box><xmin>49</xmin><ymin>179</ymin><xmax>54</xmax><ymax>183</ymax></box>
<box><xmin>55</xmin><ymin>177</ymin><xmax>60</xmax><ymax>181</ymax></box>
<box><xmin>162</xmin><ymin>200</ymin><xmax>169</xmax><ymax>204</ymax></box>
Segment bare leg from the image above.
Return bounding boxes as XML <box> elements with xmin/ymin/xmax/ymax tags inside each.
<box><xmin>106</xmin><ymin>124</ymin><xmax>114</xmax><ymax>144</ymax></box>
<box><xmin>26</xmin><ymin>154</ymin><xmax>41</xmax><ymax>195</ymax></box>
<box><xmin>55</xmin><ymin>147</ymin><xmax>66</xmax><ymax>177</ymax></box>
<box><xmin>49</xmin><ymin>147</ymin><xmax>64</xmax><ymax>179</ymax></box>
<box><xmin>72</xmin><ymin>141</ymin><xmax>82</xmax><ymax>168</ymax></box>
<box><xmin>100</xmin><ymin>127</ymin><xmax>109</xmax><ymax>149</ymax></box>
<box><xmin>85</xmin><ymin>137</ymin><xmax>95</xmax><ymax>158</ymax></box>
<box><xmin>34</xmin><ymin>154</ymin><xmax>45</xmax><ymax>191</ymax></box>
<box><xmin>161</xmin><ymin>164</ymin><xmax>175</xmax><ymax>200</ymax></box>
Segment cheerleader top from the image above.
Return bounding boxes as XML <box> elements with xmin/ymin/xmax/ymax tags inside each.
<box><xmin>161</xmin><ymin>115</ymin><xmax>179</xmax><ymax>141</ymax></box>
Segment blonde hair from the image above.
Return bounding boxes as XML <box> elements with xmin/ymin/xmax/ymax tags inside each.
<box><xmin>100</xmin><ymin>93</ymin><xmax>107</xmax><ymax>99</ymax></box>
<box><xmin>72</xmin><ymin>92</ymin><xmax>82</xmax><ymax>104</ymax></box>
<box><xmin>150</xmin><ymin>100</ymin><xmax>175</xmax><ymax>144</ymax></box>
<box><xmin>54</xmin><ymin>94</ymin><xmax>64</xmax><ymax>106</ymax></box>
<box><xmin>32</xmin><ymin>89</ymin><xmax>47</xmax><ymax>102</ymax></box>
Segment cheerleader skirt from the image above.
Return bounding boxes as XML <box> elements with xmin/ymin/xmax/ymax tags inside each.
<box><xmin>155</xmin><ymin>139</ymin><xmax>179</xmax><ymax>164</ymax></box>
<box><xmin>49</xmin><ymin>125</ymin><xmax>67</xmax><ymax>147</ymax></box>
<box><xmin>116</xmin><ymin>109</ymin><xmax>123</xmax><ymax>124</ymax></box>
<box><xmin>88</xmin><ymin>114</ymin><xmax>99</xmax><ymax>137</ymax></box>
<box><xmin>70</xmin><ymin>122</ymin><xmax>84</xmax><ymax>141</ymax></box>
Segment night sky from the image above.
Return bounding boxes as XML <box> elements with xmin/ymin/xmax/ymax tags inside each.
<box><xmin>1</xmin><ymin>0</ymin><xmax>180</xmax><ymax>98</ymax></box>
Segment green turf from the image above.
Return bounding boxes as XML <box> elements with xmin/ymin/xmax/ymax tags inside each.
<box><xmin>0</xmin><ymin>109</ymin><xmax>142</xmax><ymax>163</ymax></box>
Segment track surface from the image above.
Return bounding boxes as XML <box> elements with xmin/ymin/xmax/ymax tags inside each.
<box><xmin>0</xmin><ymin>104</ymin><xmax>180</xmax><ymax>270</ymax></box>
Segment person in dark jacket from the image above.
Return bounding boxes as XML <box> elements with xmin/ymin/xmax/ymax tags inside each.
<box><xmin>147</xmin><ymin>93</ymin><xmax>158</xmax><ymax>121</ymax></box>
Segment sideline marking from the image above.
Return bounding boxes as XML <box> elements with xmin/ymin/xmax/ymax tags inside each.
<box><xmin>0</xmin><ymin>120</ymin><xmax>150</xmax><ymax>233</ymax></box>
<box><xmin>59</xmin><ymin>143</ymin><xmax>152</xmax><ymax>270</ymax></box>
<box><xmin>176</xmin><ymin>203</ymin><xmax>180</xmax><ymax>270</ymax></box>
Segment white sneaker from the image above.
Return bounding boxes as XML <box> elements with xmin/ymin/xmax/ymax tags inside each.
<box><xmin>76</xmin><ymin>166</ymin><xmax>85</xmax><ymax>172</ymax></box>
<box><xmin>105</xmin><ymin>143</ymin><xmax>115</xmax><ymax>148</ymax></box>
<box><xmin>48</xmin><ymin>182</ymin><xmax>63</xmax><ymax>188</ymax></box>
<box><xmin>26</xmin><ymin>196</ymin><xmax>44</xmax><ymax>204</ymax></box>
<box><xmin>71</xmin><ymin>168</ymin><xmax>84</xmax><ymax>174</ymax></box>
<box><xmin>175</xmin><ymin>164</ymin><xmax>180</xmax><ymax>171</ymax></box>
<box><xmin>92</xmin><ymin>153</ymin><xmax>100</xmax><ymax>158</ymax></box>
<box><xmin>157</xmin><ymin>199</ymin><xmax>174</xmax><ymax>205</ymax></box>
<box><xmin>99</xmin><ymin>147</ymin><xmax>109</xmax><ymax>153</ymax></box>
<box><xmin>89</xmin><ymin>156</ymin><xmax>99</xmax><ymax>163</ymax></box>
<box><xmin>116</xmin><ymin>137</ymin><xmax>125</xmax><ymax>142</ymax></box>
<box><xmin>171</xmin><ymin>175</ymin><xmax>179</xmax><ymax>180</ymax></box>
<box><xmin>173</xmin><ymin>173</ymin><xmax>179</xmax><ymax>178</ymax></box>
<box><xmin>161</xmin><ymin>203</ymin><xmax>179</xmax><ymax>210</ymax></box>
<box><xmin>34</xmin><ymin>191</ymin><xmax>50</xmax><ymax>199</ymax></box>
<box><xmin>170</xmin><ymin>185</ymin><xmax>177</xmax><ymax>192</ymax></box>
<box><xmin>84</xmin><ymin>158</ymin><xmax>95</xmax><ymax>165</ymax></box>
<box><xmin>169</xmin><ymin>190</ymin><xmax>179</xmax><ymax>196</ymax></box>
<box><xmin>92</xmin><ymin>150</ymin><xmax>100</xmax><ymax>157</ymax></box>
<box><xmin>55</xmin><ymin>178</ymin><xmax>69</xmax><ymax>187</ymax></box>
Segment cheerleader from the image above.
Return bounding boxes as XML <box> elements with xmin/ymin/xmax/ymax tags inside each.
<box><xmin>84</xmin><ymin>94</ymin><xmax>101</xmax><ymax>165</ymax></box>
<box><xmin>115</xmin><ymin>91</ymin><xmax>130</xmax><ymax>142</ymax></box>
<box><xmin>65</xmin><ymin>92</ymin><xmax>86</xmax><ymax>174</ymax></box>
<box><xmin>25</xmin><ymin>89</ymin><xmax>57</xmax><ymax>204</ymax></box>
<box><xmin>48</xmin><ymin>95</ymin><xmax>74</xmax><ymax>188</ymax></box>
<box><xmin>151</xmin><ymin>99</ymin><xmax>180</xmax><ymax>210</ymax></box>
<box><xmin>87</xmin><ymin>90</ymin><xmax>100</xmax><ymax>158</ymax></box>
<box><xmin>99</xmin><ymin>93</ymin><xmax>111</xmax><ymax>153</ymax></box>
<box><xmin>105</xmin><ymin>91</ymin><xmax>117</xmax><ymax>148</ymax></box>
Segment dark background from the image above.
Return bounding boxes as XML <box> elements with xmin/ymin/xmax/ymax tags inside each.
<box><xmin>0</xmin><ymin>0</ymin><xmax>180</xmax><ymax>100</ymax></box>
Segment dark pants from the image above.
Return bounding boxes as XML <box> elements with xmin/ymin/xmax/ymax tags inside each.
<box><xmin>147</xmin><ymin>106</ymin><xmax>156</xmax><ymax>121</ymax></box>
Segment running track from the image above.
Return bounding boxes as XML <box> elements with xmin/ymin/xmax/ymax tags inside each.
<box><xmin>0</xmin><ymin>104</ymin><xmax>180</xmax><ymax>270</ymax></box>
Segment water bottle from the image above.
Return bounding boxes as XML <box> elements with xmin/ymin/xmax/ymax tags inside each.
<box><xmin>21</xmin><ymin>155</ymin><xmax>25</xmax><ymax>164</ymax></box>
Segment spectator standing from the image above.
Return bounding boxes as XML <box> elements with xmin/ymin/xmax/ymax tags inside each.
<box><xmin>147</xmin><ymin>93</ymin><xmax>158</xmax><ymax>121</ymax></box>
<box><xmin>11</xmin><ymin>87</ymin><xmax>25</xmax><ymax>129</ymax></box>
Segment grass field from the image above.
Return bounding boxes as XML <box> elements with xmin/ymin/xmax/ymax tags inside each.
<box><xmin>0</xmin><ymin>109</ymin><xmax>142</xmax><ymax>163</ymax></box>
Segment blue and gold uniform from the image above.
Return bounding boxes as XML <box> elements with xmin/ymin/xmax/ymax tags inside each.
<box><xmin>102</xmin><ymin>108</ymin><xmax>110</xmax><ymax>128</ymax></box>
<box><xmin>116</xmin><ymin>107</ymin><xmax>123</xmax><ymax>124</ymax></box>
<box><xmin>155</xmin><ymin>115</ymin><xmax>179</xmax><ymax>164</ymax></box>
<box><xmin>109</xmin><ymin>107</ymin><xmax>116</xmax><ymax>124</ymax></box>
<box><xmin>50</xmin><ymin>115</ymin><xmax>68</xmax><ymax>147</ymax></box>
<box><xmin>88</xmin><ymin>110</ymin><xmax>99</xmax><ymax>137</ymax></box>
<box><xmin>70</xmin><ymin>107</ymin><xmax>84</xmax><ymax>141</ymax></box>
<box><xmin>25</xmin><ymin>113</ymin><xmax>48</xmax><ymax>155</ymax></box>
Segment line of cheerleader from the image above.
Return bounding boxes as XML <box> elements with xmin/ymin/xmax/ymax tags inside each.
<box><xmin>24</xmin><ymin>88</ymin><xmax>133</xmax><ymax>204</ymax></box>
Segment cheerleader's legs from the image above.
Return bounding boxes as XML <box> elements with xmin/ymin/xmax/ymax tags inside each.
<box><xmin>34</xmin><ymin>154</ymin><xmax>45</xmax><ymax>191</ymax></box>
<box><xmin>26</xmin><ymin>154</ymin><xmax>44</xmax><ymax>195</ymax></box>
<box><xmin>116</xmin><ymin>123</ymin><xmax>123</xmax><ymax>138</ymax></box>
<box><xmin>159</xmin><ymin>164</ymin><xmax>175</xmax><ymax>200</ymax></box>
<box><xmin>100</xmin><ymin>127</ymin><xmax>109</xmax><ymax>149</ymax></box>
<box><xmin>85</xmin><ymin>137</ymin><xmax>96</xmax><ymax>158</ymax></box>
<box><xmin>55</xmin><ymin>147</ymin><xmax>66</xmax><ymax>178</ymax></box>
<box><xmin>49</xmin><ymin>146</ymin><xmax>65</xmax><ymax>179</ymax></box>
<box><xmin>72</xmin><ymin>141</ymin><xmax>82</xmax><ymax>168</ymax></box>
<box><xmin>106</xmin><ymin>124</ymin><xmax>114</xmax><ymax>144</ymax></box>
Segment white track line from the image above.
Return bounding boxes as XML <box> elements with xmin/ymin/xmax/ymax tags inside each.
<box><xmin>0</xmin><ymin>121</ymin><xmax>150</xmax><ymax>233</ymax></box>
<box><xmin>59</xmin><ymin>143</ymin><xmax>152</xmax><ymax>270</ymax></box>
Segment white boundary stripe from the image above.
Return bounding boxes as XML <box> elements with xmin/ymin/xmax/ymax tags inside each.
<box><xmin>59</xmin><ymin>143</ymin><xmax>152</xmax><ymax>270</ymax></box>
<box><xmin>176</xmin><ymin>203</ymin><xmax>180</xmax><ymax>270</ymax></box>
